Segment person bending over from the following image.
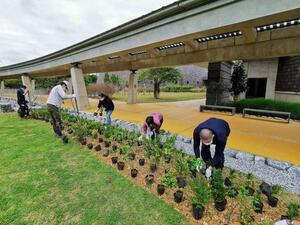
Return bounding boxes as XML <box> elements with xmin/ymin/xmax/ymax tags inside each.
<box><xmin>97</xmin><ymin>93</ymin><xmax>114</xmax><ymax>127</ymax></box>
<box><xmin>47</xmin><ymin>81</ymin><xmax>76</xmax><ymax>141</ymax></box>
<box><xmin>193</xmin><ymin>117</ymin><xmax>230</xmax><ymax>178</ymax></box>
<box><xmin>140</xmin><ymin>112</ymin><xmax>163</xmax><ymax>140</ymax></box>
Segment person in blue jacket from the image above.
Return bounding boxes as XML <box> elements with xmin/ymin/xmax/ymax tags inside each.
<box><xmin>193</xmin><ymin>117</ymin><xmax>230</xmax><ymax>177</ymax></box>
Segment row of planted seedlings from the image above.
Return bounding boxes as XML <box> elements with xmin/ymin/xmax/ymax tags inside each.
<box><xmin>30</xmin><ymin>108</ymin><xmax>300</xmax><ymax>224</ymax></box>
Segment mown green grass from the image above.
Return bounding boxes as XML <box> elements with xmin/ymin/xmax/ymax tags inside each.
<box><xmin>0</xmin><ymin>114</ymin><xmax>187</xmax><ymax>225</ymax></box>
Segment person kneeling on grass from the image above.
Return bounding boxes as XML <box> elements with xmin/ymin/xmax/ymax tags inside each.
<box><xmin>47</xmin><ymin>81</ymin><xmax>76</xmax><ymax>143</ymax></box>
<box><xmin>97</xmin><ymin>93</ymin><xmax>114</xmax><ymax>127</ymax></box>
<box><xmin>193</xmin><ymin>117</ymin><xmax>230</xmax><ymax>178</ymax></box>
<box><xmin>139</xmin><ymin>112</ymin><xmax>163</xmax><ymax>140</ymax></box>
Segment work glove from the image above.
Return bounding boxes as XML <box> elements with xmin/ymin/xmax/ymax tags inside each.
<box><xmin>72</xmin><ymin>94</ymin><xmax>76</xmax><ymax>98</ymax></box>
<box><xmin>138</xmin><ymin>135</ymin><xmax>143</xmax><ymax>141</ymax></box>
<box><xmin>148</xmin><ymin>131</ymin><xmax>154</xmax><ymax>137</ymax></box>
<box><xmin>205</xmin><ymin>167</ymin><xmax>212</xmax><ymax>179</ymax></box>
<box><xmin>145</xmin><ymin>132</ymin><xmax>152</xmax><ymax>140</ymax></box>
<box><xmin>274</xmin><ymin>220</ymin><xmax>290</xmax><ymax>225</ymax></box>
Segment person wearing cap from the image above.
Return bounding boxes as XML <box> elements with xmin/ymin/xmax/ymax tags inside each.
<box><xmin>193</xmin><ymin>117</ymin><xmax>230</xmax><ymax>178</ymax></box>
<box><xmin>47</xmin><ymin>81</ymin><xmax>76</xmax><ymax>140</ymax></box>
<box><xmin>139</xmin><ymin>112</ymin><xmax>163</xmax><ymax>140</ymax></box>
<box><xmin>17</xmin><ymin>85</ymin><xmax>29</xmax><ymax>118</ymax></box>
<box><xmin>97</xmin><ymin>93</ymin><xmax>114</xmax><ymax>126</ymax></box>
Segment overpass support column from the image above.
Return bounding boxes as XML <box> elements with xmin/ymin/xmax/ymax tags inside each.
<box><xmin>127</xmin><ymin>69</ymin><xmax>138</xmax><ymax>104</ymax></box>
<box><xmin>70</xmin><ymin>65</ymin><xmax>90</xmax><ymax>110</ymax></box>
<box><xmin>205</xmin><ymin>62</ymin><xmax>232</xmax><ymax>105</ymax></box>
<box><xmin>0</xmin><ymin>80</ymin><xmax>4</xmax><ymax>96</ymax></box>
<box><xmin>31</xmin><ymin>79</ymin><xmax>35</xmax><ymax>99</ymax></box>
<box><xmin>21</xmin><ymin>75</ymin><xmax>33</xmax><ymax>106</ymax></box>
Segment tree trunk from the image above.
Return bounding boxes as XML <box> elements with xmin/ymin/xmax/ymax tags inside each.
<box><xmin>233</xmin><ymin>95</ymin><xmax>239</xmax><ymax>102</ymax></box>
<box><xmin>154</xmin><ymin>81</ymin><xmax>160</xmax><ymax>99</ymax></box>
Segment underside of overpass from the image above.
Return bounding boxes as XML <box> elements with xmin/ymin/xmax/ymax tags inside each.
<box><xmin>0</xmin><ymin>0</ymin><xmax>300</xmax><ymax>109</ymax></box>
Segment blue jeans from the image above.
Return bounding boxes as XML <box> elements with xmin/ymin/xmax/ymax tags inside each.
<box><xmin>106</xmin><ymin>110</ymin><xmax>113</xmax><ymax>125</ymax></box>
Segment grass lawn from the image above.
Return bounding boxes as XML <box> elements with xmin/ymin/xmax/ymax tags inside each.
<box><xmin>0</xmin><ymin>114</ymin><xmax>187</xmax><ymax>225</ymax></box>
<box><xmin>113</xmin><ymin>91</ymin><xmax>205</xmax><ymax>103</ymax></box>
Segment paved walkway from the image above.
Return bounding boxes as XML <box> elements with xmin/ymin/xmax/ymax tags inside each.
<box><xmin>75</xmin><ymin>98</ymin><xmax>300</xmax><ymax>165</ymax></box>
<box><xmin>4</xmin><ymin>94</ymin><xmax>300</xmax><ymax>165</ymax></box>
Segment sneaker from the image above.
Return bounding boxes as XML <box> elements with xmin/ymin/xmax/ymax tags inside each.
<box><xmin>62</xmin><ymin>136</ymin><xmax>68</xmax><ymax>144</ymax></box>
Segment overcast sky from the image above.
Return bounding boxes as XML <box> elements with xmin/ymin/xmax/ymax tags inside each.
<box><xmin>0</xmin><ymin>0</ymin><xmax>176</xmax><ymax>66</ymax></box>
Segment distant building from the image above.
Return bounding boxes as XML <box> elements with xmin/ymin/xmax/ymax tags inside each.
<box><xmin>242</xmin><ymin>56</ymin><xmax>300</xmax><ymax>103</ymax></box>
<box><xmin>96</xmin><ymin>65</ymin><xmax>208</xmax><ymax>87</ymax></box>
<box><xmin>206</xmin><ymin>56</ymin><xmax>300</xmax><ymax>104</ymax></box>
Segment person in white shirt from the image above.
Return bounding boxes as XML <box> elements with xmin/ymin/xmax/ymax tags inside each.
<box><xmin>47</xmin><ymin>81</ymin><xmax>76</xmax><ymax>141</ymax></box>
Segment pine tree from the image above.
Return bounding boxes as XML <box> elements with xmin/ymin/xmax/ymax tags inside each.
<box><xmin>230</xmin><ymin>61</ymin><xmax>247</xmax><ymax>102</ymax></box>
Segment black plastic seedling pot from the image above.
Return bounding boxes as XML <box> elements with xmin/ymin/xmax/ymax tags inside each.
<box><xmin>157</xmin><ymin>184</ymin><xmax>165</xmax><ymax>195</ymax></box>
<box><xmin>139</xmin><ymin>158</ymin><xmax>145</xmax><ymax>166</ymax></box>
<box><xmin>145</xmin><ymin>174</ymin><xmax>154</xmax><ymax>185</ymax></box>
<box><xmin>111</xmin><ymin>156</ymin><xmax>118</xmax><ymax>164</ymax></box>
<box><xmin>192</xmin><ymin>204</ymin><xmax>204</xmax><ymax>220</ymax></box>
<box><xmin>117</xmin><ymin>161</ymin><xmax>125</xmax><ymax>170</ymax></box>
<box><xmin>174</xmin><ymin>190</ymin><xmax>183</xmax><ymax>203</ymax></box>
<box><xmin>131</xmin><ymin>169</ymin><xmax>138</xmax><ymax>178</ymax></box>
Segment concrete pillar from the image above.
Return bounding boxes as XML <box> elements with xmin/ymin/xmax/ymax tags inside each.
<box><xmin>0</xmin><ymin>80</ymin><xmax>4</xmax><ymax>96</ymax></box>
<box><xmin>96</xmin><ymin>73</ymin><xmax>105</xmax><ymax>83</ymax></box>
<box><xmin>127</xmin><ymin>70</ymin><xmax>138</xmax><ymax>104</ymax></box>
<box><xmin>70</xmin><ymin>65</ymin><xmax>90</xmax><ymax>110</ymax></box>
<box><xmin>67</xmin><ymin>77</ymin><xmax>73</xmax><ymax>95</ymax></box>
<box><xmin>31</xmin><ymin>79</ymin><xmax>35</xmax><ymax>100</ymax></box>
<box><xmin>21</xmin><ymin>75</ymin><xmax>33</xmax><ymax>105</ymax></box>
<box><xmin>206</xmin><ymin>62</ymin><xmax>232</xmax><ymax>105</ymax></box>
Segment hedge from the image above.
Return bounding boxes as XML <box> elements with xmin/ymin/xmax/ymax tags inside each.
<box><xmin>163</xmin><ymin>84</ymin><xmax>193</xmax><ymax>92</ymax></box>
<box><xmin>222</xmin><ymin>98</ymin><xmax>300</xmax><ymax>120</ymax></box>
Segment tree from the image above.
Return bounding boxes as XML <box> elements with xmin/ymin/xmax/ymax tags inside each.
<box><xmin>139</xmin><ymin>67</ymin><xmax>181</xmax><ymax>99</ymax></box>
<box><xmin>110</xmin><ymin>74</ymin><xmax>121</xmax><ymax>86</ymax></box>
<box><xmin>230</xmin><ymin>61</ymin><xmax>247</xmax><ymax>102</ymax></box>
<box><xmin>84</xmin><ymin>74</ymin><xmax>97</xmax><ymax>85</ymax></box>
<box><xmin>104</xmin><ymin>72</ymin><xmax>111</xmax><ymax>83</ymax></box>
<box><xmin>4</xmin><ymin>79</ymin><xmax>22</xmax><ymax>88</ymax></box>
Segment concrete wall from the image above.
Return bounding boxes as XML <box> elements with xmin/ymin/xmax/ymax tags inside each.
<box><xmin>206</xmin><ymin>62</ymin><xmax>232</xmax><ymax>105</ymax></box>
<box><xmin>275</xmin><ymin>91</ymin><xmax>300</xmax><ymax>103</ymax></box>
<box><xmin>244</xmin><ymin>58</ymin><xmax>279</xmax><ymax>99</ymax></box>
<box><xmin>276</xmin><ymin>56</ymin><xmax>300</xmax><ymax>92</ymax></box>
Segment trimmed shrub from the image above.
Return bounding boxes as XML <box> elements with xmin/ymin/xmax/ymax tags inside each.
<box><xmin>163</xmin><ymin>84</ymin><xmax>193</xmax><ymax>92</ymax></box>
<box><xmin>222</xmin><ymin>98</ymin><xmax>300</xmax><ymax>120</ymax></box>
<box><xmin>87</xmin><ymin>83</ymin><xmax>117</xmax><ymax>97</ymax></box>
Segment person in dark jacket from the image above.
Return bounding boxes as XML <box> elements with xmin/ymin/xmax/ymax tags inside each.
<box><xmin>193</xmin><ymin>117</ymin><xmax>230</xmax><ymax>177</ymax></box>
<box><xmin>97</xmin><ymin>93</ymin><xmax>114</xmax><ymax>126</ymax></box>
<box><xmin>17</xmin><ymin>85</ymin><xmax>29</xmax><ymax>118</ymax></box>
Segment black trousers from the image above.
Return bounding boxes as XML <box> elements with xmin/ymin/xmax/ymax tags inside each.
<box><xmin>18</xmin><ymin>103</ymin><xmax>29</xmax><ymax>118</ymax></box>
<box><xmin>151</xmin><ymin>118</ymin><xmax>163</xmax><ymax>140</ymax></box>
<box><xmin>199</xmin><ymin>144</ymin><xmax>224</xmax><ymax>169</ymax></box>
<box><xmin>47</xmin><ymin>104</ymin><xmax>63</xmax><ymax>137</ymax></box>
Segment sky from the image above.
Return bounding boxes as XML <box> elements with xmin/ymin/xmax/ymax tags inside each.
<box><xmin>0</xmin><ymin>0</ymin><xmax>176</xmax><ymax>66</ymax></box>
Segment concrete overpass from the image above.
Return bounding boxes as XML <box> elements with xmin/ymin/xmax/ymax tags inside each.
<box><xmin>0</xmin><ymin>0</ymin><xmax>300</xmax><ymax>109</ymax></box>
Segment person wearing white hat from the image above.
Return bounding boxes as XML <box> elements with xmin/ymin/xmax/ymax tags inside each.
<box><xmin>47</xmin><ymin>81</ymin><xmax>76</xmax><ymax>142</ymax></box>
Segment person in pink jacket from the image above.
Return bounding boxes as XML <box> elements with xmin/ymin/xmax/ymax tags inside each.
<box><xmin>140</xmin><ymin>112</ymin><xmax>163</xmax><ymax>140</ymax></box>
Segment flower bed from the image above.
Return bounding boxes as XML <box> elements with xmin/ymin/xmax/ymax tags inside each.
<box><xmin>30</xmin><ymin>108</ymin><xmax>300</xmax><ymax>225</ymax></box>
